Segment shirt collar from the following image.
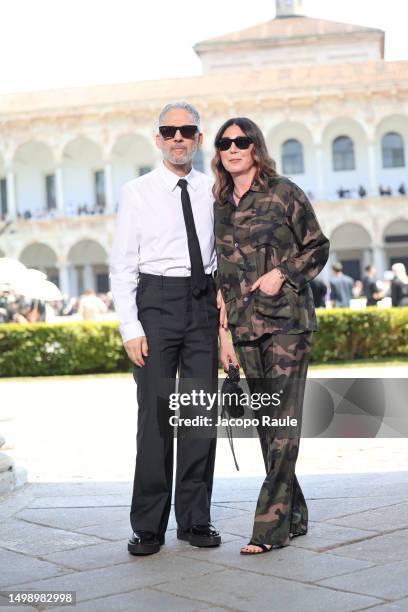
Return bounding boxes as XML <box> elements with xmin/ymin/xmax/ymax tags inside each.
<box><xmin>157</xmin><ymin>160</ymin><xmax>199</xmax><ymax>193</ymax></box>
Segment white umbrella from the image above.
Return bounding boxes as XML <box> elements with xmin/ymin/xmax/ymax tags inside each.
<box><xmin>0</xmin><ymin>257</ymin><xmax>27</xmax><ymax>285</ymax></box>
<box><xmin>13</xmin><ymin>269</ymin><xmax>48</xmax><ymax>295</ymax></box>
<box><xmin>15</xmin><ymin>280</ymin><xmax>62</xmax><ymax>302</ymax></box>
<box><xmin>0</xmin><ymin>257</ymin><xmax>61</xmax><ymax>301</ymax></box>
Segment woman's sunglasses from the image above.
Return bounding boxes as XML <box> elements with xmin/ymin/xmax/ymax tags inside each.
<box><xmin>216</xmin><ymin>136</ymin><xmax>253</xmax><ymax>151</ymax></box>
<box><xmin>159</xmin><ymin>125</ymin><xmax>198</xmax><ymax>139</ymax></box>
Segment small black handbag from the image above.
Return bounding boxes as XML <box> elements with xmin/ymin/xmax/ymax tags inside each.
<box><xmin>220</xmin><ymin>363</ymin><xmax>245</xmax><ymax>470</ymax></box>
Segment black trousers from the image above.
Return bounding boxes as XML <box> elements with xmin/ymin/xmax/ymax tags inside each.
<box><xmin>130</xmin><ymin>273</ymin><xmax>219</xmax><ymax>535</ymax></box>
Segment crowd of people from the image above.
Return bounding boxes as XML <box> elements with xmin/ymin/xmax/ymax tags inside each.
<box><xmin>1</xmin><ymin>262</ymin><xmax>408</xmax><ymax>325</ymax></box>
<box><xmin>336</xmin><ymin>182</ymin><xmax>406</xmax><ymax>199</ymax></box>
<box><xmin>0</xmin><ymin>288</ymin><xmax>115</xmax><ymax>324</ymax></box>
<box><xmin>310</xmin><ymin>262</ymin><xmax>408</xmax><ymax>309</ymax></box>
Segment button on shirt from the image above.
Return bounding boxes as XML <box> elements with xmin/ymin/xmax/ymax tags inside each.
<box><xmin>109</xmin><ymin>161</ymin><xmax>217</xmax><ymax>343</ymax></box>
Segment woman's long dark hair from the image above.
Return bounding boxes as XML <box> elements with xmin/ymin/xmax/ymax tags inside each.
<box><xmin>211</xmin><ymin>117</ymin><xmax>279</xmax><ymax>205</ymax></box>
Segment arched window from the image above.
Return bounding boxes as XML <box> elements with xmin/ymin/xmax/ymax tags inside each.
<box><xmin>194</xmin><ymin>149</ymin><xmax>205</xmax><ymax>172</ymax></box>
<box><xmin>281</xmin><ymin>139</ymin><xmax>304</xmax><ymax>174</ymax></box>
<box><xmin>332</xmin><ymin>136</ymin><xmax>355</xmax><ymax>171</ymax></box>
<box><xmin>382</xmin><ymin>132</ymin><xmax>405</xmax><ymax>168</ymax></box>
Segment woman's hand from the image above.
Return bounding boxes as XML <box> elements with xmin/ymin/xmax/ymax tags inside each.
<box><xmin>217</xmin><ymin>289</ymin><xmax>228</xmax><ymax>329</ymax></box>
<box><xmin>250</xmin><ymin>269</ymin><xmax>285</xmax><ymax>296</ymax></box>
<box><xmin>219</xmin><ymin>325</ymin><xmax>239</xmax><ymax>371</ymax></box>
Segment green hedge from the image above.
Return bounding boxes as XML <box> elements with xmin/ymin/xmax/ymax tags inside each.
<box><xmin>0</xmin><ymin>307</ymin><xmax>407</xmax><ymax>377</ymax></box>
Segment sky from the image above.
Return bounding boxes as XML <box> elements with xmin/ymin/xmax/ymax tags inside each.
<box><xmin>0</xmin><ymin>0</ymin><xmax>406</xmax><ymax>94</ymax></box>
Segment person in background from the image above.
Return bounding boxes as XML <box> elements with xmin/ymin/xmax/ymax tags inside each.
<box><xmin>352</xmin><ymin>279</ymin><xmax>363</xmax><ymax>298</ymax></box>
<box><xmin>330</xmin><ymin>263</ymin><xmax>353</xmax><ymax>308</ymax></box>
<box><xmin>77</xmin><ymin>289</ymin><xmax>107</xmax><ymax>321</ymax></box>
<box><xmin>362</xmin><ymin>265</ymin><xmax>384</xmax><ymax>306</ymax></box>
<box><xmin>391</xmin><ymin>263</ymin><xmax>408</xmax><ymax>307</ymax></box>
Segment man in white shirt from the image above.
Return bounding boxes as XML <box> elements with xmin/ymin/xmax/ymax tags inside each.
<box><xmin>109</xmin><ymin>101</ymin><xmax>222</xmax><ymax>555</ymax></box>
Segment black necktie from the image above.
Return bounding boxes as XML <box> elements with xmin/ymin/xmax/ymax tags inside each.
<box><xmin>177</xmin><ymin>178</ymin><xmax>207</xmax><ymax>297</ymax></box>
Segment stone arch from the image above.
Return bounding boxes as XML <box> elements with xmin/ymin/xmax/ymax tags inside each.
<box><xmin>62</xmin><ymin>136</ymin><xmax>104</xmax><ymax>216</ymax></box>
<box><xmin>266</xmin><ymin>121</ymin><xmax>315</xmax><ymax>193</ymax></box>
<box><xmin>321</xmin><ymin>118</ymin><xmax>369</xmax><ymax>200</ymax></box>
<box><xmin>67</xmin><ymin>238</ymin><xmax>109</xmax><ymax>295</ymax></box>
<box><xmin>13</xmin><ymin>141</ymin><xmax>55</xmax><ymax>218</ymax></box>
<box><xmin>330</xmin><ymin>222</ymin><xmax>372</xmax><ymax>280</ymax></box>
<box><xmin>383</xmin><ymin>218</ymin><xmax>408</xmax><ymax>270</ymax></box>
<box><xmin>19</xmin><ymin>242</ymin><xmax>59</xmax><ymax>286</ymax></box>
<box><xmin>111</xmin><ymin>133</ymin><xmax>156</xmax><ymax>209</ymax></box>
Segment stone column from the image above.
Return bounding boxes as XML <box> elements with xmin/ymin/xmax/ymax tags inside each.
<box><xmin>104</xmin><ymin>162</ymin><xmax>114</xmax><ymax>214</ymax></box>
<box><xmin>367</xmin><ymin>141</ymin><xmax>377</xmax><ymax>197</ymax></box>
<box><xmin>315</xmin><ymin>144</ymin><xmax>325</xmax><ymax>200</ymax></box>
<box><xmin>69</xmin><ymin>266</ymin><xmax>78</xmax><ymax>298</ymax></box>
<box><xmin>57</xmin><ymin>262</ymin><xmax>70</xmax><ymax>298</ymax></box>
<box><xmin>55</xmin><ymin>166</ymin><xmax>65</xmax><ymax>217</ymax></box>
<box><xmin>83</xmin><ymin>264</ymin><xmax>94</xmax><ymax>291</ymax></box>
<box><xmin>6</xmin><ymin>169</ymin><xmax>17</xmax><ymax>219</ymax></box>
<box><xmin>373</xmin><ymin>245</ymin><xmax>387</xmax><ymax>278</ymax></box>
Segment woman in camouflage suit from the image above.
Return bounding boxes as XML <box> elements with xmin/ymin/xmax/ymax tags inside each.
<box><xmin>212</xmin><ymin>117</ymin><xmax>330</xmax><ymax>555</ymax></box>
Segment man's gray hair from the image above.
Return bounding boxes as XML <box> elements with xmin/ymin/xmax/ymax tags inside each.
<box><xmin>158</xmin><ymin>101</ymin><xmax>200</xmax><ymax>128</ymax></box>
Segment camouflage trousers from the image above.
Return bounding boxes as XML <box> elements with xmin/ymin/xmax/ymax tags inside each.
<box><xmin>233</xmin><ymin>331</ymin><xmax>312</xmax><ymax>548</ymax></box>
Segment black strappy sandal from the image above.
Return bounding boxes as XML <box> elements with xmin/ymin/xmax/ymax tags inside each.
<box><xmin>240</xmin><ymin>540</ymin><xmax>273</xmax><ymax>555</ymax></box>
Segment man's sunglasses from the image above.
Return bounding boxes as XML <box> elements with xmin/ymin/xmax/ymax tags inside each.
<box><xmin>159</xmin><ymin>125</ymin><xmax>198</xmax><ymax>139</ymax></box>
<box><xmin>216</xmin><ymin>136</ymin><xmax>253</xmax><ymax>151</ymax></box>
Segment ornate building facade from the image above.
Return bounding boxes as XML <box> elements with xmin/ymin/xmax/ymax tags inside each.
<box><xmin>0</xmin><ymin>0</ymin><xmax>407</xmax><ymax>295</ymax></box>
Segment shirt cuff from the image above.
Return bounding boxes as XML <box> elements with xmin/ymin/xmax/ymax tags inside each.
<box><xmin>119</xmin><ymin>321</ymin><xmax>146</xmax><ymax>344</ymax></box>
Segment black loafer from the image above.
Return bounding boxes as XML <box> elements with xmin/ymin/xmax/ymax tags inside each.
<box><xmin>177</xmin><ymin>523</ymin><xmax>221</xmax><ymax>547</ymax></box>
<box><xmin>128</xmin><ymin>530</ymin><xmax>165</xmax><ymax>556</ymax></box>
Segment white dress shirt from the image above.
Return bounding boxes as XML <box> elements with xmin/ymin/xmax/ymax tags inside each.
<box><xmin>109</xmin><ymin>161</ymin><xmax>217</xmax><ymax>343</ymax></box>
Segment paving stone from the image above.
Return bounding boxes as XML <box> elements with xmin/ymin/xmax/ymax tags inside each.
<box><xmin>75</xmin><ymin>519</ymin><xmax>130</xmax><ymax>541</ymax></box>
<box><xmin>16</xmin><ymin>506</ymin><xmax>128</xmax><ymax>530</ymax></box>
<box><xmin>213</xmin><ymin>501</ymin><xmax>256</xmax><ymax>513</ymax></box>
<box><xmin>326</xmin><ymin>502</ymin><xmax>408</xmax><ymax>532</ymax></box>
<box><xmin>28</xmin><ymin>481</ymin><xmax>131</xmax><ymax>497</ymax></box>
<box><xmin>306</xmin><ymin>495</ymin><xmax>408</xmax><ymax>522</ymax></box>
<box><xmin>289</xmin><ymin>521</ymin><xmax>380</xmax><ymax>552</ymax></box>
<box><xmin>28</xmin><ymin>494</ymin><xmax>130</xmax><ymax>509</ymax></box>
<box><xmin>365</xmin><ymin>599</ymin><xmax>408</xmax><ymax>611</ymax></box>
<box><xmin>328</xmin><ymin>529</ymin><xmax>408</xmax><ymax>563</ymax></box>
<box><xmin>154</xmin><ymin>566</ymin><xmax>382</xmax><ymax>611</ymax></box>
<box><xmin>0</xmin><ymin>520</ymin><xmax>103</xmax><ymax>556</ymax></box>
<box><xmin>179</xmin><ymin>536</ymin><xmax>376</xmax><ymax>582</ymax></box>
<box><xmin>5</xmin><ymin>556</ymin><xmax>220</xmax><ymax>602</ymax></box>
<box><xmin>317</xmin><ymin>559</ymin><xmax>408</xmax><ymax>600</ymax></box>
<box><xmin>211</xmin><ymin>477</ymin><xmax>263</xmax><ymax>503</ymax></box>
<box><xmin>47</xmin><ymin>588</ymin><xmax>214</xmax><ymax>611</ymax></box>
<box><xmin>0</xmin><ymin>485</ymin><xmax>36</xmax><ymax>520</ymax></box>
<box><xmin>0</xmin><ymin>547</ymin><xmax>71</xmax><ymax>588</ymax></box>
<box><xmin>300</xmin><ymin>472</ymin><xmax>408</xmax><ymax>501</ymax></box>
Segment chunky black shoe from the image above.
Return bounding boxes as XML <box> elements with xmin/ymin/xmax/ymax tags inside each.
<box><xmin>127</xmin><ymin>530</ymin><xmax>165</xmax><ymax>556</ymax></box>
<box><xmin>177</xmin><ymin>523</ymin><xmax>221</xmax><ymax>547</ymax></box>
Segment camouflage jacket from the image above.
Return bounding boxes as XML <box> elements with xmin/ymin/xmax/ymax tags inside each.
<box><xmin>214</xmin><ymin>176</ymin><xmax>330</xmax><ymax>342</ymax></box>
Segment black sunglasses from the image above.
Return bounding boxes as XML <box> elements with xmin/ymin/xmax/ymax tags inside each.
<box><xmin>216</xmin><ymin>136</ymin><xmax>253</xmax><ymax>151</ymax></box>
<box><xmin>159</xmin><ymin>125</ymin><xmax>198</xmax><ymax>139</ymax></box>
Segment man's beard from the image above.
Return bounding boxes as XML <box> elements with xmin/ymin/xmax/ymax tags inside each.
<box><xmin>163</xmin><ymin>143</ymin><xmax>198</xmax><ymax>166</ymax></box>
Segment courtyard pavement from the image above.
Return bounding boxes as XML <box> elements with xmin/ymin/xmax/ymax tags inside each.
<box><xmin>0</xmin><ymin>365</ymin><xmax>407</xmax><ymax>611</ymax></box>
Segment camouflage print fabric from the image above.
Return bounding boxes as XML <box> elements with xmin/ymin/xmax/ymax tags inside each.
<box><xmin>214</xmin><ymin>176</ymin><xmax>330</xmax><ymax>342</ymax></box>
<box><xmin>234</xmin><ymin>331</ymin><xmax>312</xmax><ymax>548</ymax></box>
